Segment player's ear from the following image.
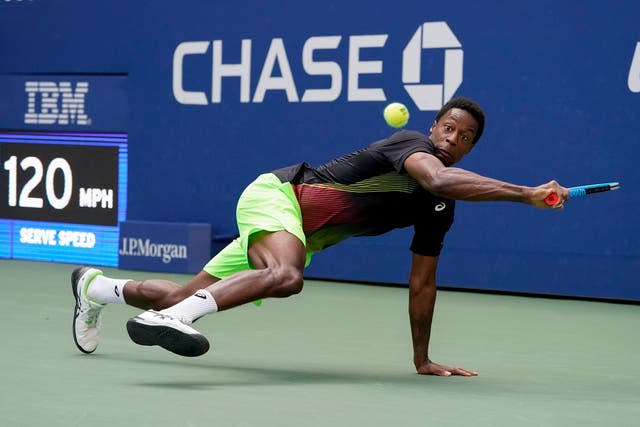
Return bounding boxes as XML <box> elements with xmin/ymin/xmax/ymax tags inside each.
<box><xmin>429</xmin><ymin>120</ymin><xmax>436</xmax><ymax>133</ymax></box>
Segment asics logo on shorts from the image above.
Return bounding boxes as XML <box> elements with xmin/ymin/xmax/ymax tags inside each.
<box><xmin>434</xmin><ymin>202</ymin><xmax>446</xmax><ymax>212</ymax></box>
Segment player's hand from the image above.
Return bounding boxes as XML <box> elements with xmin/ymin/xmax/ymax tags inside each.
<box><xmin>416</xmin><ymin>359</ymin><xmax>478</xmax><ymax>377</ymax></box>
<box><xmin>528</xmin><ymin>180</ymin><xmax>568</xmax><ymax>210</ymax></box>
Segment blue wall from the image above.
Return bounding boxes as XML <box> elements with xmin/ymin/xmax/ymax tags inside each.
<box><xmin>1</xmin><ymin>0</ymin><xmax>638</xmax><ymax>300</ymax></box>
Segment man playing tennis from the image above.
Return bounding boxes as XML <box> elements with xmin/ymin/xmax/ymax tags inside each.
<box><xmin>71</xmin><ymin>97</ymin><xmax>568</xmax><ymax>376</ymax></box>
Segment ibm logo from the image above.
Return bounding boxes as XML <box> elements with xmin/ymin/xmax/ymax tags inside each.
<box><xmin>24</xmin><ymin>81</ymin><xmax>91</xmax><ymax>125</ymax></box>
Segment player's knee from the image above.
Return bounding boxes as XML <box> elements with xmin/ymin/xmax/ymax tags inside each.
<box><xmin>271</xmin><ymin>266</ymin><xmax>304</xmax><ymax>297</ymax></box>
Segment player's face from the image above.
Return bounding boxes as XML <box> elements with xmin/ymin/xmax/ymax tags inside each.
<box><xmin>429</xmin><ymin>108</ymin><xmax>478</xmax><ymax>166</ymax></box>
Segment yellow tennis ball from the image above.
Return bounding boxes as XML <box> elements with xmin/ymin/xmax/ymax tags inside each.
<box><xmin>383</xmin><ymin>102</ymin><xmax>409</xmax><ymax>128</ymax></box>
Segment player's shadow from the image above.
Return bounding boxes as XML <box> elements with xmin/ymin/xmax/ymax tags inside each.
<box><xmin>88</xmin><ymin>353</ymin><xmax>637</xmax><ymax>402</ymax></box>
<box><xmin>114</xmin><ymin>355</ymin><xmax>474</xmax><ymax>390</ymax></box>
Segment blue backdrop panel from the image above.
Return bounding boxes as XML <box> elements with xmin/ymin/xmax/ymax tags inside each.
<box><xmin>0</xmin><ymin>1</ymin><xmax>638</xmax><ymax>300</ymax></box>
<box><xmin>119</xmin><ymin>220</ymin><xmax>212</xmax><ymax>274</ymax></box>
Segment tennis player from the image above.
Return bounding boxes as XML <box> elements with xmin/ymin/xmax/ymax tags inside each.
<box><xmin>71</xmin><ymin>97</ymin><xmax>569</xmax><ymax>376</ymax></box>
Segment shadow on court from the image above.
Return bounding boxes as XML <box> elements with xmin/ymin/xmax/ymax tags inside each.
<box><xmin>87</xmin><ymin>352</ymin><xmax>639</xmax><ymax>407</ymax></box>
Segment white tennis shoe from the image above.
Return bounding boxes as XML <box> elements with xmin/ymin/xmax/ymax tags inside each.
<box><xmin>71</xmin><ymin>267</ymin><xmax>105</xmax><ymax>354</ymax></box>
<box><xmin>126</xmin><ymin>310</ymin><xmax>210</xmax><ymax>357</ymax></box>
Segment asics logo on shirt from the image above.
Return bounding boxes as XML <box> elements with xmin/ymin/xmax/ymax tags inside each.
<box><xmin>435</xmin><ymin>202</ymin><xmax>446</xmax><ymax>212</ymax></box>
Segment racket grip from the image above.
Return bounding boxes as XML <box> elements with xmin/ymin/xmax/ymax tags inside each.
<box><xmin>544</xmin><ymin>193</ymin><xmax>559</xmax><ymax>206</ymax></box>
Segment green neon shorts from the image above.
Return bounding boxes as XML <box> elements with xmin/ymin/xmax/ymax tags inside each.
<box><xmin>203</xmin><ymin>173</ymin><xmax>313</xmax><ymax>279</ymax></box>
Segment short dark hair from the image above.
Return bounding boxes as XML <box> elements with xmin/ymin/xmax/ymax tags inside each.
<box><xmin>434</xmin><ymin>97</ymin><xmax>485</xmax><ymax>143</ymax></box>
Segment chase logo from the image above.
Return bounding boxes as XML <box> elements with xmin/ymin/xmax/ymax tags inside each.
<box><xmin>24</xmin><ymin>81</ymin><xmax>91</xmax><ymax>125</ymax></box>
<box><xmin>173</xmin><ymin>21</ymin><xmax>463</xmax><ymax>111</ymax></box>
<box><xmin>629</xmin><ymin>42</ymin><xmax>640</xmax><ymax>93</ymax></box>
<box><xmin>402</xmin><ymin>22</ymin><xmax>463</xmax><ymax>111</ymax></box>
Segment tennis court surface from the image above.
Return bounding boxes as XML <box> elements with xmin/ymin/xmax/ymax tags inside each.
<box><xmin>1</xmin><ymin>259</ymin><xmax>638</xmax><ymax>426</ymax></box>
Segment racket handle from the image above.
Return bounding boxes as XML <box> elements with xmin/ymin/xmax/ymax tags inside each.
<box><xmin>544</xmin><ymin>193</ymin><xmax>559</xmax><ymax>206</ymax></box>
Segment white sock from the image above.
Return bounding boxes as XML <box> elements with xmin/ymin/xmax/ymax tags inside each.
<box><xmin>87</xmin><ymin>275</ymin><xmax>129</xmax><ymax>304</ymax></box>
<box><xmin>159</xmin><ymin>289</ymin><xmax>218</xmax><ymax>324</ymax></box>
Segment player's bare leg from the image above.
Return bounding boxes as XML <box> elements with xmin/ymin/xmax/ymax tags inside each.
<box><xmin>122</xmin><ymin>271</ymin><xmax>222</xmax><ymax>310</ymax></box>
<box><xmin>206</xmin><ymin>230</ymin><xmax>306</xmax><ymax>310</ymax></box>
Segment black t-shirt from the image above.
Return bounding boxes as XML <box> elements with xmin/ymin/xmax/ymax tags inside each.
<box><xmin>272</xmin><ymin>130</ymin><xmax>455</xmax><ymax>256</ymax></box>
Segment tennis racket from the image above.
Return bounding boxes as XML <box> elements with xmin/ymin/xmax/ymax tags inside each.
<box><xmin>545</xmin><ymin>182</ymin><xmax>620</xmax><ymax>205</ymax></box>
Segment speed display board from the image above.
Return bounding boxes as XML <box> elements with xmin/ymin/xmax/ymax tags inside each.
<box><xmin>0</xmin><ymin>131</ymin><xmax>127</xmax><ymax>266</ymax></box>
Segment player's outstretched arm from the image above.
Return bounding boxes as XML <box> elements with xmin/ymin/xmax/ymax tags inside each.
<box><xmin>409</xmin><ymin>253</ymin><xmax>478</xmax><ymax>377</ymax></box>
<box><xmin>404</xmin><ymin>152</ymin><xmax>568</xmax><ymax>208</ymax></box>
